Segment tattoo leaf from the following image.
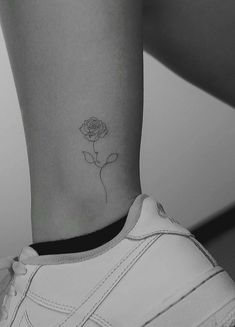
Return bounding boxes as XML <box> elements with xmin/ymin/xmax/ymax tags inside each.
<box><xmin>82</xmin><ymin>151</ymin><xmax>95</xmax><ymax>164</ymax></box>
<box><xmin>106</xmin><ymin>153</ymin><xmax>118</xmax><ymax>164</ymax></box>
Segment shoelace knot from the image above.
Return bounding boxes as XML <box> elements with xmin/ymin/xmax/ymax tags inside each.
<box><xmin>0</xmin><ymin>258</ymin><xmax>27</xmax><ymax>321</ymax></box>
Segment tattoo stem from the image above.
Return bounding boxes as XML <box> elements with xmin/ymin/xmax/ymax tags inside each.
<box><xmin>99</xmin><ymin>165</ymin><xmax>108</xmax><ymax>203</ymax></box>
<box><xmin>92</xmin><ymin>141</ymin><xmax>107</xmax><ymax>202</ymax></box>
<box><xmin>92</xmin><ymin>141</ymin><xmax>100</xmax><ymax>163</ymax></box>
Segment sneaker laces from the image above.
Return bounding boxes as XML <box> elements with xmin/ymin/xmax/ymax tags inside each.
<box><xmin>0</xmin><ymin>257</ymin><xmax>27</xmax><ymax>321</ymax></box>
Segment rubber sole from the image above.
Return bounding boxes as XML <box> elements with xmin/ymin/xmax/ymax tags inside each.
<box><xmin>143</xmin><ymin>269</ymin><xmax>235</xmax><ymax>327</ymax></box>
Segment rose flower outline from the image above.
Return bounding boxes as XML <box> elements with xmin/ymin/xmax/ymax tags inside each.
<box><xmin>79</xmin><ymin>117</ymin><xmax>118</xmax><ymax>203</ymax></box>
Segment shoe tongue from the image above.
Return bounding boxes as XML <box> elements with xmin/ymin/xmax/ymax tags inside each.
<box><xmin>19</xmin><ymin>247</ymin><xmax>39</xmax><ymax>261</ymax></box>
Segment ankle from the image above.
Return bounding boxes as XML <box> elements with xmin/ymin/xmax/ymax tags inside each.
<box><xmin>31</xmin><ymin>188</ymin><xmax>140</xmax><ymax>243</ymax></box>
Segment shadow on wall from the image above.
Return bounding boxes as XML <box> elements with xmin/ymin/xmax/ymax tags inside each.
<box><xmin>192</xmin><ymin>203</ymin><xmax>235</xmax><ymax>280</ymax></box>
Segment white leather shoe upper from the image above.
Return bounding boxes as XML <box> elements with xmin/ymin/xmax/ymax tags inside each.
<box><xmin>0</xmin><ymin>195</ymin><xmax>231</xmax><ymax>327</ymax></box>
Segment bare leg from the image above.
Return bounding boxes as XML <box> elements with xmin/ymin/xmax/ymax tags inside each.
<box><xmin>143</xmin><ymin>0</ymin><xmax>235</xmax><ymax>108</ymax></box>
<box><xmin>0</xmin><ymin>0</ymin><xmax>143</xmax><ymax>242</ymax></box>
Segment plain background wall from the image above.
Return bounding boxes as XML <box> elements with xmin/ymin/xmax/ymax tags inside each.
<box><xmin>0</xmin><ymin>27</ymin><xmax>235</xmax><ymax>257</ymax></box>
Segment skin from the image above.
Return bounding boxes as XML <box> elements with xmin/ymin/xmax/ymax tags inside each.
<box><xmin>143</xmin><ymin>0</ymin><xmax>235</xmax><ymax>109</ymax></box>
<box><xmin>0</xmin><ymin>0</ymin><xmax>143</xmax><ymax>242</ymax></box>
<box><xmin>0</xmin><ymin>0</ymin><xmax>234</xmax><ymax>242</ymax></box>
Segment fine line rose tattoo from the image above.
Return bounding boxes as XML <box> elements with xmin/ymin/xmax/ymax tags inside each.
<box><xmin>79</xmin><ymin>117</ymin><xmax>118</xmax><ymax>203</ymax></box>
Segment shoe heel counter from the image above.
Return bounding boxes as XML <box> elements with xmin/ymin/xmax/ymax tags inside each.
<box><xmin>189</xmin><ymin>235</ymin><xmax>218</xmax><ymax>267</ymax></box>
<box><xmin>157</xmin><ymin>233</ymin><xmax>218</xmax><ymax>282</ymax></box>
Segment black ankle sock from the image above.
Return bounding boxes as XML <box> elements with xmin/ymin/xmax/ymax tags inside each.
<box><xmin>30</xmin><ymin>216</ymin><xmax>127</xmax><ymax>255</ymax></box>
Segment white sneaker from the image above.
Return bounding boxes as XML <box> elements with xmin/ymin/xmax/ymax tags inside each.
<box><xmin>1</xmin><ymin>194</ymin><xmax>235</xmax><ymax>327</ymax></box>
